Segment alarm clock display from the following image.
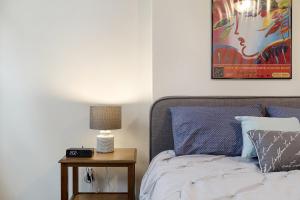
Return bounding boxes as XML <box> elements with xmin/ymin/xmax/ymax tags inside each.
<box><xmin>66</xmin><ymin>148</ymin><xmax>94</xmax><ymax>158</ymax></box>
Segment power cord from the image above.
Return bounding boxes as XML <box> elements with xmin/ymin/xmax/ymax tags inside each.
<box><xmin>83</xmin><ymin>167</ymin><xmax>112</xmax><ymax>192</ymax></box>
<box><xmin>84</xmin><ymin>168</ymin><xmax>95</xmax><ymax>184</ymax></box>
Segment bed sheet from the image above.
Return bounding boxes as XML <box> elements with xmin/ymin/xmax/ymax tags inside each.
<box><xmin>140</xmin><ymin>150</ymin><xmax>300</xmax><ymax>200</ymax></box>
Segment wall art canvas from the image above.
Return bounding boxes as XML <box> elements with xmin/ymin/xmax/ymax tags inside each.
<box><xmin>212</xmin><ymin>0</ymin><xmax>292</xmax><ymax>79</ymax></box>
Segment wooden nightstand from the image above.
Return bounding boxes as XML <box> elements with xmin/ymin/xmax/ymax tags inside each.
<box><xmin>58</xmin><ymin>148</ymin><xmax>137</xmax><ymax>200</ymax></box>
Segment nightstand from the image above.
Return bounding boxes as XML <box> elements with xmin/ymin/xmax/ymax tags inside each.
<box><xmin>58</xmin><ymin>148</ymin><xmax>137</xmax><ymax>200</ymax></box>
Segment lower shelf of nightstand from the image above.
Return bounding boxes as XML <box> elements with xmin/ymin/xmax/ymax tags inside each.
<box><xmin>71</xmin><ymin>193</ymin><xmax>128</xmax><ymax>200</ymax></box>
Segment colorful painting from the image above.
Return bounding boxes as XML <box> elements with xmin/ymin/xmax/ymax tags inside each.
<box><xmin>212</xmin><ymin>0</ymin><xmax>292</xmax><ymax>79</ymax></box>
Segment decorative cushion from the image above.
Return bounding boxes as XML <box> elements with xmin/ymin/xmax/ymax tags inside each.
<box><xmin>267</xmin><ymin>106</ymin><xmax>300</xmax><ymax>120</ymax></box>
<box><xmin>169</xmin><ymin>105</ymin><xmax>264</xmax><ymax>156</ymax></box>
<box><xmin>235</xmin><ymin>116</ymin><xmax>300</xmax><ymax>159</ymax></box>
<box><xmin>248</xmin><ymin>130</ymin><xmax>300</xmax><ymax>173</ymax></box>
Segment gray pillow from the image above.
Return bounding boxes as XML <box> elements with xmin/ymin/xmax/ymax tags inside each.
<box><xmin>248</xmin><ymin>130</ymin><xmax>300</xmax><ymax>173</ymax></box>
<box><xmin>267</xmin><ymin>106</ymin><xmax>300</xmax><ymax>120</ymax></box>
<box><xmin>169</xmin><ymin>105</ymin><xmax>264</xmax><ymax>156</ymax></box>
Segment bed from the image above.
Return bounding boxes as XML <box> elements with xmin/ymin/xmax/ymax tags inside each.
<box><xmin>140</xmin><ymin>96</ymin><xmax>300</xmax><ymax>200</ymax></box>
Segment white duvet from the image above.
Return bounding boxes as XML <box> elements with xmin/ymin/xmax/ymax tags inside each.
<box><xmin>140</xmin><ymin>150</ymin><xmax>300</xmax><ymax>200</ymax></box>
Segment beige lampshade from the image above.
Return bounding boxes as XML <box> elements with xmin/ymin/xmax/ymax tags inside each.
<box><xmin>90</xmin><ymin>106</ymin><xmax>121</xmax><ymax>130</ymax></box>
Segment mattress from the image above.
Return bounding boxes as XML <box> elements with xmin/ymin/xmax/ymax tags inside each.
<box><xmin>140</xmin><ymin>150</ymin><xmax>300</xmax><ymax>200</ymax></box>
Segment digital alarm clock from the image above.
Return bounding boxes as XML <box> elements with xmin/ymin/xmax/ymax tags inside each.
<box><xmin>66</xmin><ymin>148</ymin><xmax>94</xmax><ymax>158</ymax></box>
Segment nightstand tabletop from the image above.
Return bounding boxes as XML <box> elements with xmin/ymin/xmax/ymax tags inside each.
<box><xmin>59</xmin><ymin>148</ymin><xmax>137</xmax><ymax>165</ymax></box>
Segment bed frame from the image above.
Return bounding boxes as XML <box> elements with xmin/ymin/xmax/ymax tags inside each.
<box><xmin>150</xmin><ymin>96</ymin><xmax>300</xmax><ymax>161</ymax></box>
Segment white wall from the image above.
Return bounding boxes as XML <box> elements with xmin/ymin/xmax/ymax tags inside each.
<box><xmin>0</xmin><ymin>0</ymin><xmax>151</xmax><ymax>199</ymax></box>
<box><xmin>153</xmin><ymin>0</ymin><xmax>300</xmax><ymax>99</ymax></box>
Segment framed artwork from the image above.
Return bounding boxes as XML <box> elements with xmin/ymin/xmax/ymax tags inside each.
<box><xmin>212</xmin><ymin>0</ymin><xmax>292</xmax><ymax>79</ymax></box>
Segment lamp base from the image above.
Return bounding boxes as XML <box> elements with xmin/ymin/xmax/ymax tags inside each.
<box><xmin>97</xmin><ymin>134</ymin><xmax>114</xmax><ymax>153</ymax></box>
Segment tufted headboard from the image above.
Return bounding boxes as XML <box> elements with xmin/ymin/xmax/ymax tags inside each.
<box><xmin>150</xmin><ymin>96</ymin><xmax>300</xmax><ymax>161</ymax></box>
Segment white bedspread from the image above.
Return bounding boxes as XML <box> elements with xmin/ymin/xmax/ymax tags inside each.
<box><xmin>140</xmin><ymin>150</ymin><xmax>300</xmax><ymax>200</ymax></box>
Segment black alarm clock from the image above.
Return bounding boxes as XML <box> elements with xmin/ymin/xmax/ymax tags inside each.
<box><xmin>66</xmin><ymin>148</ymin><xmax>94</xmax><ymax>158</ymax></box>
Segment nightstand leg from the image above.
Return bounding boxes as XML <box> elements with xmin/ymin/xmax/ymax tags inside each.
<box><xmin>73</xmin><ymin>166</ymin><xmax>78</xmax><ymax>195</ymax></box>
<box><xmin>128</xmin><ymin>164</ymin><xmax>135</xmax><ymax>200</ymax></box>
<box><xmin>61</xmin><ymin>164</ymin><xmax>68</xmax><ymax>200</ymax></box>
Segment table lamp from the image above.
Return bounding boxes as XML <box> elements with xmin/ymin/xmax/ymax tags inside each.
<box><xmin>90</xmin><ymin>106</ymin><xmax>121</xmax><ymax>153</ymax></box>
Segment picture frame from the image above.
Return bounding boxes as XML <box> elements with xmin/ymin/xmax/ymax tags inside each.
<box><xmin>211</xmin><ymin>0</ymin><xmax>292</xmax><ymax>79</ymax></box>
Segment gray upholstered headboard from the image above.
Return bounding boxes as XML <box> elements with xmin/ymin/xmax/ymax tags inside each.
<box><xmin>150</xmin><ymin>96</ymin><xmax>300</xmax><ymax>160</ymax></box>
